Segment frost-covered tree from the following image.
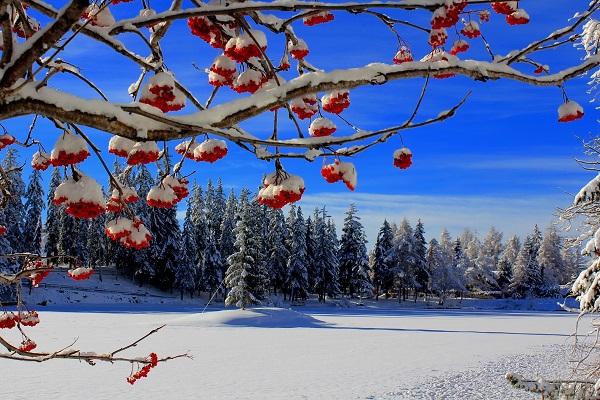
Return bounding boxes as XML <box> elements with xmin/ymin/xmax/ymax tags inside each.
<box><xmin>510</xmin><ymin>226</ymin><xmax>543</xmax><ymax>297</ymax></box>
<box><xmin>338</xmin><ymin>204</ymin><xmax>371</xmax><ymax>298</ymax></box>
<box><xmin>267</xmin><ymin>208</ymin><xmax>289</xmax><ymax>295</ymax></box>
<box><xmin>22</xmin><ymin>169</ymin><xmax>44</xmax><ymax>254</ymax></box>
<box><xmin>286</xmin><ymin>206</ymin><xmax>309</xmax><ymax>302</ymax></box>
<box><xmin>388</xmin><ymin>219</ymin><xmax>415</xmax><ymax>301</ymax></box>
<box><xmin>2</xmin><ymin>149</ymin><xmax>24</xmax><ymax>253</ymax></box>
<box><xmin>202</xmin><ymin>231</ymin><xmax>224</xmax><ymax>297</ymax></box>
<box><xmin>412</xmin><ymin>220</ymin><xmax>429</xmax><ymax>296</ymax></box>
<box><xmin>44</xmin><ymin>168</ymin><xmax>62</xmax><ymax>257</ymax></box>
<box><xmin>314</xmin><ymin>208</ymin><xmax>340</xmax><ymax>302</ymax></box>
<box><xmin>479</xmin><ymin>227</ymin><xmax>504</xmax><ymax>285</ymax></box>
<box><xmin>225</xmin><ymin>198</ymin><xmax>264</xmax><ymax>309</ymax></box>
<box><xmin>371</xmin><ymin>220</ymin><xmax>394</xmax><ymax>299</ymax></box>
<box><xmin>86</xmin><ymin>212</ymin><xmax>107</xmax><ymax>267</ymax></box>
<box><xmin>537</xmin><ymin>226</ymin><xmax>564</xmax><ymax>293</ymax></box>
<box><xmin>496</xmin><ymin>235</ymin><xmax>520</xmax><ymax>294</ymax></box>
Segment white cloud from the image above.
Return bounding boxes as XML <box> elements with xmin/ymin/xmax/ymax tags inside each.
<box><xmin>298</xmin><ymin>192</ymin><xmax>570</xmax><ymax>245</ymax></box>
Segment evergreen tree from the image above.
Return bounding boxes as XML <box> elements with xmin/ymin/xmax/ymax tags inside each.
<box><xmin>371</xmin><ymin>220</ymin><xmax>394</xmax><ymax>299</ymax></box>
<box><xmin>428</xmin><ymin>238</ymin><xmax>454</xmax><ymax>304</ymax></box>
<box><xmin>179</xmin><ymin>183</ymin><xmax>201</xmax><ymax>297</ymax></box>
<box><xmin>45</xmin><ymin>168</ymin><xmax>62</xmax><ymax>257</ymax></box>
<box><xmin>497</xmin><ymin>235</ymin><xmax>520</xmax><ymax>294</ymax></box>
<box><xmin>22</xmin><ymin>169</ymin><xmax>44</xmax><ymax>254</ymax></box>
<box><xmin>129</xmin><ymin>165</ymin><xmax>154</xmax><ymax>280</ymax></box>
<box><xmin>305</xmin><ymin>214</ymin><xmax>318</xmax><ymax>290</ymax></box>
<box><xmin>412</xmin><ymin>220</ymin><xmax>429</xmax><ymax>295</ymax></box>
<box><xmin>286</xmin><ymin>206</ymin><xmax>309</xmax><ymax>302</ymax></box>
<box><xmin>2</xmin><ymin>149</ymin><xmax>25</xmax><ymax>252</ymax></box>
<box><xmin>388</xmin><ymin>219</ymin><xmax>415</xmax><ymax>301</ymax></box>
<box><xmin>537</xmin><ymin>226</ymin><xmax>564</xmax><ymax>292</ymax></box>
<box><xmin>510</xmin><ymin>226</ymin><xmax>543</xmax><ymax>297</ymax></box>
<box><xmin>267</xmin><ymin>208</ymin><xmax>289</xmax><ymax>295</ymax></box>
<box><xmin>58</xmin><ymin>211</ymin><xmax>79</xmax><ymax>258</ymax></box>
<box><xmin>338</xmin><ymin>204</ymin><xmax>371</xmax><ymax>297</ymax></box>
<box><xmin>440</xmin><ymin>229</ymin><xmax>465</xmax><ymax>292</ymax></box>
<box><xmin>313</xmin><ymin>208</ymin><xmax>340</xmax><ymax>302</ymax></box>
<box><xmin>202</xmin><ymin>231</ymin><xmax>224</xmax><ymax>295</ymax></box>
<box><xmin>225</xmin><ymin>198</ymin><xmax>265</xmax><ymax>308</ymax></box>
<box><xmin>86</xmin><ymin>212</ymin><xmax>107</xmax><ymax>267</ymax></box>
<box><xmin>219</xmin><ymin>190</ymin><xmax>237</xmax><ymax>258</ymax></box>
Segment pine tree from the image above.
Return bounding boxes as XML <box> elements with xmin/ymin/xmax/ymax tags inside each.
<box><xmin>58</xmin><ymin>211</ymin><xmax>79</xmax><ymax>258</ymax></box>
<box><xmin>225</xmin><ymin>198</ymin><xmax>264</xmax><ymax>308</ymax></box>
<box><xmin>537</xmin><ymin>226</ymin><xmax>564</xmax><ymax>293</ymax></box>
<box><xmin>202</xmin><ymin>231</ymin><xmax>224</xmax><ymax>296</ymax></box>
<box><xmin>219</xmin><ymin>189</ymin><xmax>238</xmax><ymax>296</ymax></box>
<box><xmin>129</xmin><ymin>165</ymin><xmax>154</xmax><ymax>281</ymax></box>
<box><xmin>86</xmin><ymin>212</ymin><xmax>107</xmax><ymax>267</ymax></box>
<box><xmin>440</xmin><ymin>229</ymin><xmax>465</xmax><ymax>292</ymax></box>
<box><xmin>22</xmin><ymin>169</ymin><xmax>44</xmax><ymax>254</ymax></box>
<box><xmin>371</xmin><ymin>220</ymin><xmax>394</xmax><ymax>299</ymax></box>
<box><xmin>412</xmin><ymin>220</ymin><xmax>429</xmax><ymax>296</ymax></box>
<box><xmin>148</xmin><ymin>205</ymin><xmax>180</xmax><ymax>291</ymax></box>
<box><xmin>427</xmin><ymin>239</ymin><xmax>449</xmax><ymax>304</ymax></box>
<box><xmin>267</xmin><ymin>208</ymin><xmax>289</xmax><ymax>295</ymax></box>
<box><xmin>338</xmin><ymin>204</ymin><xmax>371</xmax><ymax>297</ymax></box>
<box><xmin>388</xmin><ymin>219</ymin><xmax>415</xmax><ymax>301</ymax></box>
<box><xmin>497</xmin><ymin>235</ymin><xmax>520</xmax><ymax>294</ymax></box>
<box><xmin>179</xmin><ymin>183</ymin><xmax>201</xmax><ymax>297</ymax></box>
<box><xmin>286</xmin><ymin>206</ymin><xmax>309</xmax><ymax>302</ymax></box>
<box><xmin>2</xmin><ymin>149</ymin><xmax>25</xmax><ymax>253</ymax></box>
<box><xmin>45</xmin><ymin>168</ymin><xmax>62</xmax><ymax>257</ymax></box>
<box><xmin>510</xmin><ymin>226</ymin><xmax>543</xmax><ymax>297</ymax></box>
<box><xmin>313</xmin><ymin>208</ymin><xmax>340</xmax><ymax>302</ymax></box>
<box><xmin>305</xmin><ymin>214</ymin><xmax>318</xmax><ymax>290</ymax></box>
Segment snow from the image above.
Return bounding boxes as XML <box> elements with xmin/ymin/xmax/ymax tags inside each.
<box><xmin>0</xmin><ymin>300</ymin><xmax>584</xmax><ymax>400</ymax></box>
<box><xmin>172</xmin><ymin>307</ymin><xmax>327</xmax><ymax>328</ymax></box>
<box><xmin>7</xmin><ymin>272</ymin><xmax>586</xmax><ymax>398</ymax></box>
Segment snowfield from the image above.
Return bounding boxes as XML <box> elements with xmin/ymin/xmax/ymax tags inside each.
<box><xmin>0</xmin><ymin>303</ymin><xmax>584</xmax><ymax>400</ymax></box>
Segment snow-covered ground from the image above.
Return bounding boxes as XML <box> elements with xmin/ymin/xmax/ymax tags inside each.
<box><xmin>1</xmin><ymin>303</ymin><xmax>585</xmax><ymax>400</ymax></box>
<box><xmin>1</xmin><ymin>271</ymin><xmax>584</xmax><ymax>399</ymax></box>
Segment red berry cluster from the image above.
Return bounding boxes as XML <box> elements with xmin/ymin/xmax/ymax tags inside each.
<box><xmin>322</xmin><ymin>91</ymin><xmax>350</xmax><ymax>114</ymax></box>
<box><xmin>188</xmin><ymin>17</ymin><xmax>226</xmax><ymax>49</ymax></box>
<box><xmin>303</xmin><ymin>11</ymin><xmax>334</xmax><ymax>26</ymax></box>
<box><xmin>141</xmin><ymin>84</ymin><xmax>185</xmax><ymax>113</ymax></box>
<box><xmin>18</xmin><ymin>339</ymin><xmax>37</xmax><ymax>352</ymax></box>
<box><xmin>127</xmin><ymin>353</ymin><xmax>159</xmax><ymax>385</ymax></box>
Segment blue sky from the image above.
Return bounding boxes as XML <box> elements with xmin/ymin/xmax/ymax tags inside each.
<box><xmin>5</xmin><ymin>1</ymin><xmax>598</xmax><ymax>243</ymax></box>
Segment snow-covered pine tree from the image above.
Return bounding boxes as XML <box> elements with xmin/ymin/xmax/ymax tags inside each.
<box><xmin>313</xmin><ymin>208</ymin><xmax>340</xmax><ymax>302</ymax></box>
<box><xmin>0</xmin><ymin>209</ymin><xmax>15</xmax><ymax>300</ymax></box>
<box><xmin>147</xmin><ymin>156</ymin><xmax>180</xmax><ymax>290</ymax></box>
<box><xmin>510</xmin><ymin>226</ymin><xmax>543</xmax><ymax>297</ymax></box>
<box><xmin>388</xmin><ymin>219</ymin><xmax>415</xmax><ymax>301</ymax></box>
<box><xmin>305</xmin><ymin>214</ymin><xmax>317</xmax><ymax>290</ymax></box>
<box><xmin>58</xmin><ymin>210</ymin><xmax>79</xmax><ymax>260</ymax></box>
<box><xmin>218</xmin><ymin>189</ymin><xmax>238</xmax><ymax>295</ymax></box>
<box><xmin>463</xmin><ymin>229</ymin><xmax>496</xmax><ymax>293</ymax></box>
<box><xmin>202</xmin><ymin>230</ymin><xmax>224</xmax><ymax>297</ymax></box>
<box><xmin>473</xmin><ymin>227</ymin><xmax>504</xmax><ymax>292</ymax></box>
<box><xmin>497</xmin><ymin>235</ymin><xmax>520</xmax><ymax>294</ymax></box>
<box><xmin>267</xmin><ymin>207</ymin><xmax>289</xmax><ymax>295</ymax></box>
<box><xmin>2</xmin><ymin>148</ymin><xmax>25</xmax><ymax>253</ymax></box>
<box><xmin>129</xmin><ymin>165</ymin><xmax>155</xmax><ymax>281</ymax></box>
<box><xmin>412</xmin><ymin>220</ymin><xmax>429</xmax><ymax>298</ymax></box>
<box><xmin>246</xmin><ymin>196</ymin><xmax>270</xmax><ymax>298</ymax></box>
<box><xmin>338</xmin><ymin>204</ymin><xmax>371</xmax><ymax>298</ymax></box>
<box><xmin>371</xmin><ymin>220</ymin><xmax>394</xmax><ymax>300</ymax></box>
<box><xmin>179</xmin><ymin>183</ymin><xmax>201</xmax><ymax>298</ymax></box>
<box><xmin>537</xmin><ymin>225</ymin><xmax>564</xmax><ymax>294</ymax></box>
<box><xmin>560</xmin><ymin>245</ymin><xmax>581</xmax><ymax>285</ymax></box>
<box><xmin>211</xmin><ymin>178</ymin><xmax>227</xmax><ymax>241</ymax></box>
<box><xmin>225</xmin><ymin>195</ymin><xmax>264</xmax><ymax>309</ymax></box>
<box><xmin>440</xmin><ymin>229</ymin><xmax>465</xmax><ymax>293</ymax></box>
<box><xmin>285</xmin><ymin>205</ymin><xmax>309</xmax><ymax>302</ymax></box>
<box><xmin>22</xmin><ymin>169</ymin><xmax>44</xmax><ymax>254</ymax></box>
<box><xmin>86</xmin><ymin>211</ymin><xmax>107</xmax><ymax>267</ymax></box>
<box><xmin>75</xmin><ymin>219</ymin><xmax>89</xmax><ymax>264</ymax></box>
<box><xmin>45</xmin><ymin>167</ymin><xmax>62</xmax><ymax>257</ymax></box>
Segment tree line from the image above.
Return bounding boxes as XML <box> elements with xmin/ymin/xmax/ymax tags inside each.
<box><xmin>0</xmin><ymin>149</ymin><xmax>582</xmax><ymax>307</ymax></box>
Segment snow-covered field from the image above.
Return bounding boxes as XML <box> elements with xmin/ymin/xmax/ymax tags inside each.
<box><xmin>0</xmin><ymin>303</ymin><xmax>584</xmax><ymax>400</ymax></box>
